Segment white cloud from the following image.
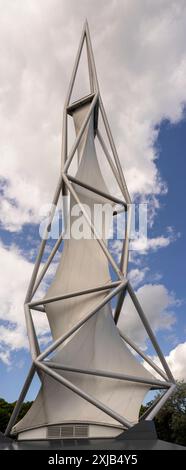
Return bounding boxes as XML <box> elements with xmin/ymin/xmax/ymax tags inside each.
<box><xmin>130</xmin><ymin>230</ymin><xmax>180</xmax><ymax>254</ymax></box>
<box><xmin>128</xmin><ymin>267</ymin><xmax>163</xmax><ymax>287</ymax></box>
<box><xmin>110</xmin><ymin>239</ymin><xmax>122</xmax><ymax>263</ymax></box>
<box><xmin>128</xmin><ymin>268</ymin><xmax>149</xmax><ymax>287</ymax></box>
<box><xmin>0</xmin><ymin>1</ymin><xmax>186</xmax><ymax>229</ymax></box>
<box><xmin>132</xmin><ymin>235</ymin><xmax>170</xmax><ymax>251</ymax></box>
<box><xmin>0</xmin><ymin>350</ymin><xmax>11</xmax><ymax>366</ymax></box>
<box><xmin>118</xmin><ymin>283</ymin><xmax>178</xmax><ymax>350</ymax></box>
<box><xmin>0</xmin><ymin>197</ymin><xmax>36</xmax><ymax>232</ymax></box>
<box><xmin>110</xmin><ymin>227</ymin><xmax>178</xmax><ymax>264</ymax></box>
<box><xmin>143</xmin><ymin>342</ymin><xmax>186</xmax><ymax>381</ymax></box>
<box><xmin>165</xmin><ymin>342</ymin><xmax>186</xmax><ymax>380</ymax></box>
<box><xmin>0</xmin><ymin>241</ymin><xmax>51</xmax><ymax>364</ymax></box>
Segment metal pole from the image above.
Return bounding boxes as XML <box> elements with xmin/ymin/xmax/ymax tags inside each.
<box><xmin>85</xmin><ymin>35</ymin><xmax>94</xmax><ymax>93</ymax></box>
<box><xmin>114</xmin><ymin>288</ymin><xmax>127</xmax><ymax>325</ymax></box>
<box><xmin>67</xmin><ymin>174</ymin><xmax>126</xmax><ymax>208</ymax></box>
<box><xmin>140</xmin><ymin>391</ymin><xmax>167</xmax><ymax>420</ymax></box>
<box><xmin>61</xmin><ymin>15</ymin><xmax>81</xmax><ymax>219</ymax></box>
<box><xmin>65</xmin><ymin>22</ymin><xmax>86</xmax><ymax>107</ymax></box>
<box><xmin>120</xmin><ymin>204</ymin><xmax>132</xmax><ymax>276</ymax></box>
<box><xmin>127</xmin><ymin>282</ymin><xmax>175</xmax><ymax>382</ymax></box>
<box><xmin>24</xmin><ymin>305</ymin><xmax>40</xmax><ymax>359</ymax></box>
<box><xmin>61</xmin><ymin>108</ymin><xmax>68</xmax><ymax>173</ymax></box>
<box><xmin>4</xmin><ymin>364</ymin><xmax>35</xmax><ymax>436</ymax></box>
<box><xmin>119</xmin><ymin>331</ymin><xmax>168</xmax><ymax>382</ymax></box>
<box><xmin>61</xmin><ymin>110</ymin><xmax>68</xmax><ymax>228</ymax></box>
<box><xmin>113</xmin><ymin>206</ymin><xmax>126</xmax><ymax>216</ymax></box>
<box><xmin>85</xmin><ymin>21</ymin><xmax>131</xmax><ymax>209</ymax></box>
<box><xmin>114</xmin><ymin>205</ymin><xmax>132</xmax><ymax>324</ymax></box>
<box><xmin>45</xmin><ymin>362</ymin><xmax>171</xmax><ymax>388</ymax></box>
<box><xmin>63</xmin><ymin>173</ymin><xmax>123</xmax><ymax>279</ymax></box>
<box><xmin>37</xmin><ymin>280</ymin><xmax>127</xmax><ymax>361</ymax></box>
<box><xmin>146</xmin><ymin>384</ymin><xmax>176</xmax><ymax>420</ymax></box>
<box><xmin>85</xmin><ymin>21</ymin><xmax>99</xmax><ymax>92</ymax></box>
<box><xmin>25</xmin><ymin>175</ymin><xmax>63</xmax><ymax>303</ymax></box>
<box><xmin>35</xmin><ymin>360</ymin><xmax>131</xmax><ymax>429</ymax></box>
<box><xmin>61</xmin><ymin>21</ymin><xmax>88</xmax><ymax>214</ymax></box>
<box><xmin>32</xmin><ymin>232</ymin><xmax>64</xmax><ymax>297</ymax></box>
<box><xmin>97</xmin><ymin>130</ymin><xmax>125</xmax><ymax>197</ymax></box>
<box><xmin>99</xmin><ymin>97</ymin><xmax>131</xmax><ymax>204</ymax></box>
<box><xmin>64</xmin><ymin>92</ymin><xmax>98</xmax><ymax>173</ymax></box>
<box><xmin>29</xmin><ymin>281</ymin><xmax>121</xmax><ymax>308</ymax></box>
<box><xmin>61</xmin><ymin>109</ymin><xmax>68</xmax><ymax>229</ymax></box>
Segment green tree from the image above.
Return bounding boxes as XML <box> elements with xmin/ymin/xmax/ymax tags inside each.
<box><xmin>0</xmin><ymin>398</ymin><xmax>32</xmax><ymax>434</ymax></box>
<box><xmin>141</xmin><ymin>381</ymin><xmax>186</xmax><ymax>446</ymax></box>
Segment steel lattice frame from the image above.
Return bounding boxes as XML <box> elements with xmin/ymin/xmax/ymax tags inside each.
<box><xmin>5</xmin><ymin>21</ymin><xmax>176</xmax><ymax>438</ymax></box>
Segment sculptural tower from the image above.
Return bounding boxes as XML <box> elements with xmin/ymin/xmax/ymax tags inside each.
<box><xmin>5</xmin><ymin>21</ymin><xmax>175</xmax><ymax>441</ymax></box>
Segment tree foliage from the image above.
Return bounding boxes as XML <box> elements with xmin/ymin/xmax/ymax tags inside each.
<box><xmin>141</xmin><ymin>381</ymin><xmax>186</xmax><ymax>446</ymax></box>
<box><xmin>0</xmin><ymin>398</ymin><xmax>32</xmax><ymax>434</ymax></box>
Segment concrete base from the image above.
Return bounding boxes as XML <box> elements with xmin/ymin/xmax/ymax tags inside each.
<box><xmin>0</xmin><ymin>422</ymin><xmax>185</xmax><ymax>450</ymax></box>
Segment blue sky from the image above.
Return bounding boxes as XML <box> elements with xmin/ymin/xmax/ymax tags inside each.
<box><xmin>155</xmin><ymin>117</ymin><xmax>186</xmax><ymax>301</ymax></box>
<box><xmin>133</xmin><ymin>115</ymin><xmax>186</xmax><ymax>347</ymax></box>
<box><xmin>0</xmin><ymin>0</ymin><xmax>186</xmax><ymax>403</ymax></box>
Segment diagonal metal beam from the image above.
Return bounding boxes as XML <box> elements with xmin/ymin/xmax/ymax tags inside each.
<box><xmin>85</xmin><ymin>20</ymin><xmax>99</xmax><ymax>92</ymax></box>
<box><xmin>36</xmin><ymin>280</ymin><xmax>127</xmax><ymax>362</ymax></box>
<box><xmin>61</xmin><ymin>108</ymin><xmax>68</xmax><ymax>172</ymax></box>
<box><xmin>67</xmin><ymin>174</ymin><xmax>127</xmax><ymax>208</ymax></box>
<box><xmin>120</xmin><ymin>203</ymin><xmax>132</xmax><ymax>276</ymax></box>
<box><xmin>32</xmin><ymin>232</ymin><xmax>64</xmax><ymax>298</ymax></box>
<box><xmin>63</xmin><ymin>173</ymin><xmax>123</xmax><ymax>279</ymax></box>
<box><xmin>114</xmin><ymin>205</ymin><xmax>132</xmax><ymax>323</ymax></box>
<box><xmin>67</xmin><ymin>93</ymin><xmax>95</xmax><ymax>115</ymax></box>
<box><xmin>127</xmin><ymin>282</ymin><xmax>175</xmax><ymax>382</ymax></box>
<box><xmin>25</xmin><ymin>175</ymin><xmax>63</xmax><ymax>303</ymax></box>
<box><xmin>85</xmin><ymin>21</ymin><xmax>131</xmax><ymax>213</ymax></box>
<box><xmin>65</xmin><ymin>22</ymin><xmax>86</xmax><ymax>107</ymax></box>
<box><xmin>86</xmin><ymin>35</ymin><xmax>94</xmax><ymax>93</ymax></box>
<box><xmin>99</xmin><ymin>97</ymin><xmax>131</xmax><ymax>204</ymax></box>
<box><xmin>4</xmin><ymin>364</ymin><xmax>35</xmax><ymax>436</ymax></box>
<box><xmin>146</xmin><ymin>384</ymin><xmax>176</xmax><ymax>420</ymax></box>
<box><xmin>97</xmin><ymin>129</ymin><xmax>125</xmax><ymax>197</ymax></box>
<box><xmin>61</xmin><ymin>21</ymin><xmax>92</xmax><ymax>192</ymax></box>
<box><xmin>24</xmin><ymin>304</ymin><xmax>40</xmax><ymax>360</ymax></box>
<box><xmin>114</xmin><ymin>287</ymin><xmax>127</xmax><ymax>325</ymax></box>
<box><xmin>45</xmin><ymin>362</ymin><xmax>171</xmax><ymax>388</ymax></box>
<box><xmin>140</xmin><ymin>390</ymin><xmax>168</xmax><ymax>421</ymax></box>
<box><xmin>119</xmin><ymin>331</ymin><xmax>168</xmax><ymax>381</ymax></box>
<box><xmin>29</xmin><ymin>281</ymin><xmax>121</xmax><ymax>308</ymax></box>
<box><xmin>35</xmin><ymin>360</ymin><xmax>131</xmax><ymax>429</ymax></box>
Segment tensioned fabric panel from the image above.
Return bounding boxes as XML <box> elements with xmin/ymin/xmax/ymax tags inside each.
<box><xmin>13</xmin><ymin>101</ymin><xmax>154</xmax><ymax>435</ymax></box>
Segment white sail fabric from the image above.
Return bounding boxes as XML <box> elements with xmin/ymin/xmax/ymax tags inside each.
<box><xmin>13</xmin><ymin>100</ymin><xmax>154</xmax><ymax>437</ymax></box>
